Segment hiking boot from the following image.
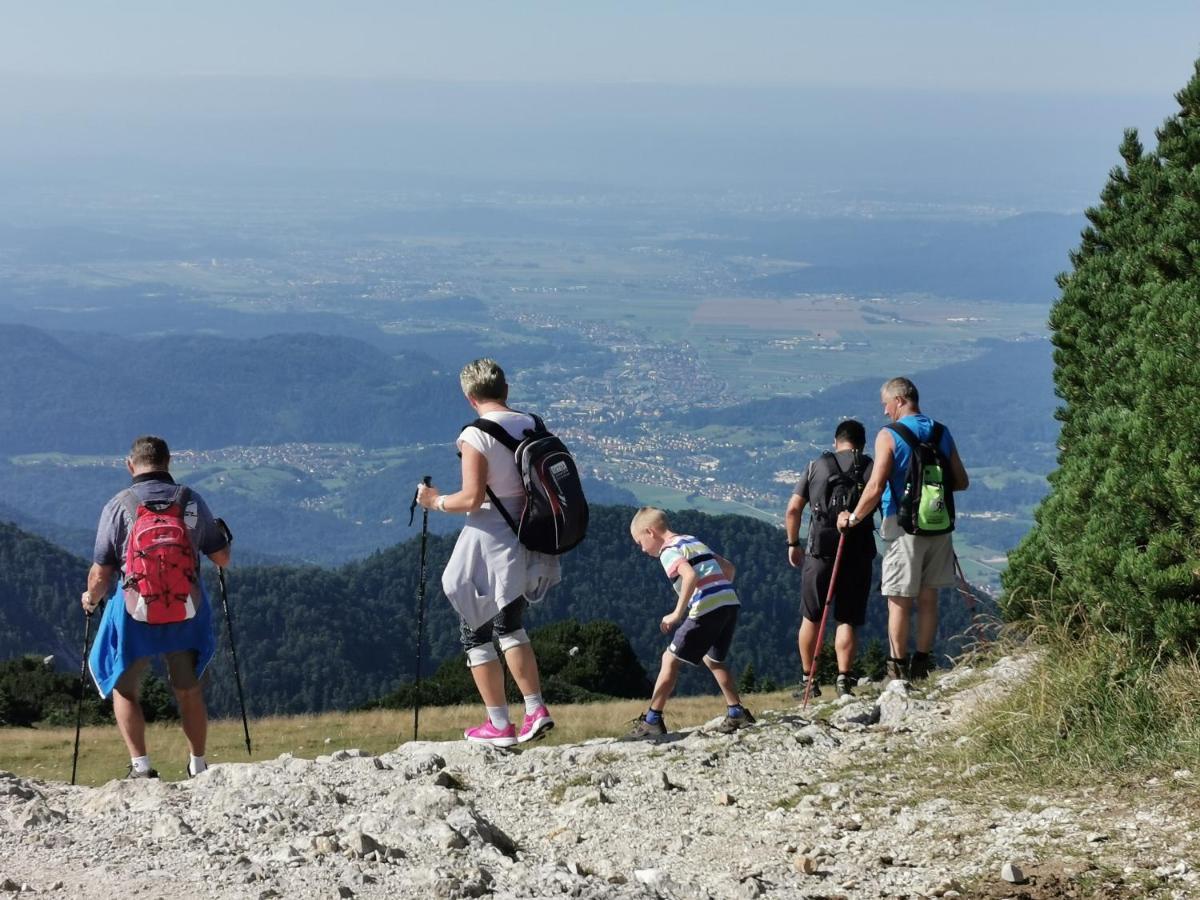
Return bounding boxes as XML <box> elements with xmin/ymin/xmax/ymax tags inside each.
<box><xmin>909</xmin><ymin>652</ymin><xmax>933</xmax><ymax>681</ymax></box>
<box><xmin>464</xmin><ymin>720</ymin><xmax>517</xmax><ymax>748</ymax></box>
<box><xmin>836</xmin><ymin>674</ymin><xmax>855</xmax><ymax>698</ymax></box>
<box><xmin>885</xmin><ymin>657</ymin><xmax>909</xmax><ymax>682</ymax></box>
<box><xmin>715</xmin><ymin>708</ymin><xmax>757</xmax><ymax>734</ymax></box>
<box><xmin>621</xmin><ymin>713</ymin><xmax>667</xmax><ymax>741</ymax></box>
<box><xmin>125</xmin><ymin>765</ymin><xmax>159</xmax><ymax>780</ymax></box>
<box><xmin>518</xmin><ymin>705</ymin><xmax>555</xmax><ymax>744</ymax></box>
<box><xmin>790</xmin><ymin>674</ymin><xmax>821</xmax><ymax>700</ymax></box>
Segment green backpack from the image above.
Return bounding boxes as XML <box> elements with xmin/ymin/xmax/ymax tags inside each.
<box><xmin>887</xmin><ymin>421</ymin><xmax>954</xmax><ymax>535</ymax></box>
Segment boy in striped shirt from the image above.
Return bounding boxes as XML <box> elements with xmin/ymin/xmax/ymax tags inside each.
<box><xmin>624</xmin><ymin>507</ymin><xmax>755</xmax><ymax>739</ymax></box>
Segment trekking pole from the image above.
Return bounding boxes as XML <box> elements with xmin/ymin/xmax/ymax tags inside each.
<box><xmin>802</xmin><ymin>533</ymin><xmax>846</xmax><ymax>711</ymax></box>
<box><xmin>954</xmin><ymin>555</ymin><xmax>976</xmax><ymax>610</ymax></box>
<box><xmin>408</xmin><ymin>476</ymin><xmax>432</xmax><ymax>742</ymax></box>
<box><xmin>215</xmin><ymin>518</ymin><xmax>252</xmax><ymax>756</ymax></box>
<box><xmin>71</xmin><ymin>601</ymin><xmax>102</xmax><ymax>786</ymax></box>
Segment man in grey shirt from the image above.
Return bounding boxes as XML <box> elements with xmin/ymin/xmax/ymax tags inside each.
<box><xmin>82</xmin><ymin>435</ymin><xmax>231</xmax><ymax>780</ymax></box>
<box><xmin>785</xmin><ymin>420</ymin><xmax>877</xmax><ymax>697</ymax></box>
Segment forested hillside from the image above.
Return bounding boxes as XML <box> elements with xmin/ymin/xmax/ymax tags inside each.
<box><xmin>2</xmin><ymin>508</ymin><xmax>991</xmax><ymax>718</ymax></box>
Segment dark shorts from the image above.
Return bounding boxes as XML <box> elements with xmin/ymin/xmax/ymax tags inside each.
<box><xmin>114</xmin><ymin>650</ymin><xmax>200</xmax><ymax>696</ymax></box>
<box><xmin>801</xmin><ymin>554</ymin><xmax>873</xmax><ymax>628</ymax></box>
<box><xmin>460</xmin><ymin>596</ymin><xmax>527</xmax><ymax>651</ymax></box>
<box><xmin>668</xmin><ymin>604</ymin><xmax>739</xmax><ymax>666</ymax></box>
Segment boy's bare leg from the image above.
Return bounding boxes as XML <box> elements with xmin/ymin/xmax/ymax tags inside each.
<box><xmin>503</xmin><ymin>643</ymin><xmax>542</xmax><ymax>698</ymax></box>
<box><xmin>703</xmin><ymin>656</ymin><xmax>741</xmax><ymax>706</ymax></box>
<box><xmin>470</xmin><ymin>659</ymin><xmax>507</xmax><ymax>708</ymax></box>
<box><xmin>649</xmin><ymin>650</ymin><xmax>683</xmax><ymax>710</ymax></box>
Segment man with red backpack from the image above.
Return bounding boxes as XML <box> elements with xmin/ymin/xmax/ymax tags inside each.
<box><xmin>81</xmin><ymin>435</ymin><xmax>231</xmax><ymax>779</ymax></box>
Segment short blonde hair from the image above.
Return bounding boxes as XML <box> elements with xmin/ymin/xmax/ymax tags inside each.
<box><xmin>631</xmin><ymin>506</ymin><xmax>669</xmax><ymax>533</ymax></box>
<box><xmin>459</xmin><ymin>358</ymin><xmax>508</xmax><ymax>402</ymax></box>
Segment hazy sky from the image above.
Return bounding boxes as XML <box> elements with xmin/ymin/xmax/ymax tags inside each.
<box><xmin>2</xmin><ymin>4</ymin><xmax>1199</xmax><ymax>208</ymax></box>
<box><xmin>4</xmin><ymin>1</ymin><xmax>1198</xmax><ymax>94</ymax></box>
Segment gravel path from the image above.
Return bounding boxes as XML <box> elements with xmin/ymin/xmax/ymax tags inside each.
<box><xmin>3</xmin><ymin>654</ymin><xmax>1198</xmax><ymax>899</ymax></box>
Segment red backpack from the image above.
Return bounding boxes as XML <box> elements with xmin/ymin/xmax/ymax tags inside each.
<box><xmin>119</xmin><ymin>486</ymin><xmax>199</xmax><ymax>625</ymax></box>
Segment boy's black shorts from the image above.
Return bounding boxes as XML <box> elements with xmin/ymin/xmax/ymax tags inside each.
<box><xmin>669</xmin><ymin>605</ymin><xmax>739</xmax><ymax>666</ymax></box>
<box><xmin>801</xmin><ymin>554</ymin><xmax>873</xmax><ymax>627</ymax></box>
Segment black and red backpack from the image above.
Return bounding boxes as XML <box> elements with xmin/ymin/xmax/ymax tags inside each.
<box><xmin>118</xmin><ymin>486</ymin><xmax>199</xmax><ymax>624</ymax></box>
<box><xmin>465</xmin><ymin>413</ymin><xmax>589</xmax><ymax>555</ymax></box>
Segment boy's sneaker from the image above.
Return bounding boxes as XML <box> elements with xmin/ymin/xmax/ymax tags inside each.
<box><xmin>715</xmin><ymin>708</ymin><xmax>756</xmax><ymax>734</ymax></box>
<box><xmin>125</xmin><ymin>765</ymin><xmax>159</xmax><ymax>780</ymax></box>
<box><xmin>518</xmin><ymin>705</ymin><xmax>555</xmax><ymax>744</ymax></box>
<box><xmin>790</xmin><ymin>674</ymin><xmax>821</xmax><ymax>700</ymax></box>
<box><xmin>621</xmin><ymin>714</ymin><xmax>667</xmax><ymax>741</ymax></box>
<box><xmin>909</xmin><ymin>652</ymin><xmax>933</xmax><ymax>681</ymax></box>
<box><xmin>836</xmin><ymin>674</ymin><xmax>855</xmax><ymax>697</ymax></box>
<box><xmin>464</xmin><ymin>720</ymin><xmax>517</xmax><ymax>748</ymax></box>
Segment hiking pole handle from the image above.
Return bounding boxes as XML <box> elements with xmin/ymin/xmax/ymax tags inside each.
<box><xmin>409</xmin><ymin>475</ymin><xmax>433</xmax><ymax>526</ymax></box>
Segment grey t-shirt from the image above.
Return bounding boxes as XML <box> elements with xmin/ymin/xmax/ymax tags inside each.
<box><xmin>92</xmin><ymin>472</ymin><xmax>227</xmax><ymax>569</ymax></box>
<box><xmin>793</xmin><ymin>450</ymin><xmax>875</xmax><ymax>557</ymax></box>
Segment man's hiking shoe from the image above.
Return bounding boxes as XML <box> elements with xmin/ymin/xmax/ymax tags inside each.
<box><xmin>836</xmin><ymin>674</ymin><xmax>855</xmax><ymax>698</ymax></box>
<box><xmin>621</xmin><ymin>714</ymin><xmax>667</xmax><ymax>741</ymax></box>
<box><xmin>518</xmin><ymin>705</ymin><xmax>554</xmax><ymax>744</ymax></box>
<box><xmin>125</xmin><ymin>765</ymin><xmax>159</xmax><ymax>780</ymax></box>
<box><xmin>715</xmin><ymin>708</ymin><xmax>756</xmax><ymax>734</ymax></box>
<box><xmin>885</xmin><ymin>657</ymin><xmax>908</xmax><ymax>682</ymax></box>
<box><xmin>464</xmin><ymin>720</ymin><xmax>517</xmax><ymax>748</ymax></box>
<box><xmin>791</xmin><ymin>675</ymin><xmax>821</xmax><ymax>700</ymax></box>
<box><xmin>909</xmin><ymin>652</ymin><xmax>933</xmax><ymax>681</ymax></box>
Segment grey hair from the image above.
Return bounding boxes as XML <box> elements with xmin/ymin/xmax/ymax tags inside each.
<box><xmin>881</xmin><ymin>377</ymin><xmax>919</xmax><ymax>405</ymax></box>
<box><xmin>459</xmin><ymin>358</ymin><xmax>508</xmax><ymax>402</ymax></box>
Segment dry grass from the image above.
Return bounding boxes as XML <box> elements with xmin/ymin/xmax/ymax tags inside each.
<box><xmin>0</xmin><ymin>689</ymin><xmax>798</xmax><ymax>786</ymax></box>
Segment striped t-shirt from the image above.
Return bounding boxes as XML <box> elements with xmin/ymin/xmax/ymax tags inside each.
<box><xmin>659</xmin><ymin>535</ymin><xmax>740</xmax><ymax>619</ymax></box>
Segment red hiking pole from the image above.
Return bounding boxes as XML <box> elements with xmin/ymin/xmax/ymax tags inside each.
<box><xmin>802</xmin><ymin>533</ymin><xmax>846</xmax><ymax>710</ymax></box>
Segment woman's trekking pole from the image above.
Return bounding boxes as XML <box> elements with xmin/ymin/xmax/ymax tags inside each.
<box><xmin>802</xmin><ymin>533</ymin><xmax>846</xmax><ymax>711</ymax></box>
<box><xmin>408</xmin><ymin>476</ymin><xmax>432</xmax><ymax>742</ymax></box>
<box><xmin>71</xmin><ymin>603</ymin><xmax>100</xmax><ymax>786</ymax></box>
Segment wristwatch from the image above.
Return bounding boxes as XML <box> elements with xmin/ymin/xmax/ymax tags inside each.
<box><xmin>436</xmin><ymin>495</ymin><xmax>448</xmax><ymax>512</ymax></box>
<box><xmin>847</xmin><ymin>512</ymin><xmax>859</xmax><ymax>526</ymax></box>
<box><xmin>787</xmin><ymin>540</ymin><xmax>801</xmax><ymax>548</ymax></box>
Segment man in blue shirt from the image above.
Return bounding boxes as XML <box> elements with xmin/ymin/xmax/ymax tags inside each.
<box><xmin>837</xmin><ymin>377</ymin><xmax>969</xmax><ymax>682</ymax></box>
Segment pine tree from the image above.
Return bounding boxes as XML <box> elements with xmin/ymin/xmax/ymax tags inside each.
<box><xmin>1003</xmin><ymin>60</ymin><xmax>1200</xmax><ymax>652</ymax></box>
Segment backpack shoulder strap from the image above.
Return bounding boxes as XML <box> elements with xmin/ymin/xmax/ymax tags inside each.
<box><xmin>172</xmin><ymin>484</ymin><xmax>191</xmax><ymax>510</ymax></box>
<box><xmin>521</xmin><ymin>411</ymin><xmax>548</xmax><ymax>436</ymax></box>
<box><xmin>116</xmin><ymin>487</ymin><xmax>141</xmax><ymax>523</ymax></box>
<box><xmin>464</xmin><ymin>417</ymin><xmax>521</xmax><ymax>452</ymax></box>
<box><xmin>886</xmin><ymin>422</ymin><xmax>919</xmax><ymax>449</ymax></box>
<box><xmin>930</xmin><ymin>421</ymin><xmax>946</xmax><ymax>455</ymax></box>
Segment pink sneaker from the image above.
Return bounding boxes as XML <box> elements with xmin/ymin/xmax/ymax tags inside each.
<box><xmin>464</xmin><ymin>720</ymin><xmax>517</xmax><ymax>748</ymax></box>
<box><xmin>518</xmin><ymin>705</ymin><xmax>555</xmax><ymax>744</ymax></box>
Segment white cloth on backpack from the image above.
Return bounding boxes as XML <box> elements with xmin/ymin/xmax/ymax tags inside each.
<box><xmin>441</xmin><ymin>496</ymin><xmax>561</xmax><ymax>630</ymax></box>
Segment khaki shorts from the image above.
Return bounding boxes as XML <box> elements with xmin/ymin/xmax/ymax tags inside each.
<box><xmin>114</xmin><ymin>651</ymin><xmax>200</xmax><ymax>697</ymax></box>
<box><xmin>879</xmin><ymin>516</ymin><xmax>956</xmax><ymax>598</ymax></box>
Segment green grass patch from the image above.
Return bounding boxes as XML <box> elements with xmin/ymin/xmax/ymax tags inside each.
<box><xmin>945</xmin><ymin>626</ymin><xmax>1200</xmax><ymax>787</ymax></box>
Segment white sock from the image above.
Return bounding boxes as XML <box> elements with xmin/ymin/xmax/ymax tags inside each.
<box><xmin>486</xmin><ymin>706</ymin><xmax>510</xmax><ymax>729</ymax></box>
<box><xmin>188</xmin><ymin>755</ymin><xmax>207</xmax><ymax>776</ymax></box>
<box><xmin>131</xmin><ymin>755</ymin><xmax>152</xmax><ymax>774</ymax></box>
<box><xmin>523</xmin><ymin>693</ymin><xmax>544</xmax><ymax>715</ymax></box>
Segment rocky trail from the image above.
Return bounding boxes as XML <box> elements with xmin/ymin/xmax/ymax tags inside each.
<box><xmin>3</xmin><ymin>654</ymin><xmax>1198</xmax><ymax>899</ymax></box>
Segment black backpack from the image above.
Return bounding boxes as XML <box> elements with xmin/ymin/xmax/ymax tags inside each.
<box><xmin>886</xmin><ymin>421</ymin><xmax>955</xmax><ymax>535</ymax></box>
<box><xmin>808</xmin><ymin>451</ymin><xmax>871</xmax><ymax>558</ymax></box>
<box><xmin>467</xmin><ymin>413</ymin><xmax>589</xmax><ymax>555</ymax></box>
